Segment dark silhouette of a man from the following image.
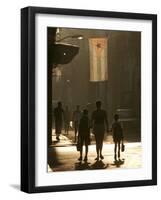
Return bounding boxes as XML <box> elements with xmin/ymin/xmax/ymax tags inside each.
<box><xmin>91</xmin><ymin>101</ymin><xmax>108</xmax><ymax>160</ymax></box>
<box><xmin>54</xmin><ymin>101</ymin><xmax>64</xmax><ymax>141</ymax></box>
<box><xmin>64</xmin><ymin>105</ymin><xmax>70</xmax><ymax>134</ymax></box>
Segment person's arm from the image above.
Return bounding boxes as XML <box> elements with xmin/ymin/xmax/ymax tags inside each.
<box><xmin>120</xmin><ymin>122</ymin><xmax>124</xmax><ymax>141</ymax></box>
<box><xmin>88</xmin><ymin>118</ymin><xmax>91</xmax><ymax>135</ymax></box>
<box><xmin>111</xmin><ymin>124</ymin><xmax>114</xmax><ymax>140</ymax></box>
<box><xmin>104</xmin><ymin>111</ymin><xmax>109</xmax><ymax>132</ymax></box>
<box><xmin>91</xmin><ymin>112</ymin><xmax>94</xmax><ymax>134</ymax></box>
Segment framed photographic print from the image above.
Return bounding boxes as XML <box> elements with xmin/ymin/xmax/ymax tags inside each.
<box><xmin>21</xmin><ymin>6</ymin><xmax>157</xmax><ymax>193</ymax></box>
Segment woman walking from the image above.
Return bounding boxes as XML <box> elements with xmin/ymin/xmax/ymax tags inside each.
<box><xmin>78</xmin><ymin>109</ymin><xmax>90</xmax><ymax>162</ymax></box>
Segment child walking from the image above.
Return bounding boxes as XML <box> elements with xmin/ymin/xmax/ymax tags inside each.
<box><xmin>112</xmin><ymin>114</ymin><xmax>124</xmax><ymax>161</ymax></box>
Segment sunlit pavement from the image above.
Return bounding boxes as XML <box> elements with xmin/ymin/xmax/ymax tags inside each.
<box><xmin>48</xmin><ymin>131</ymin><xmax>142</xmax><ymax>172</ymax></box>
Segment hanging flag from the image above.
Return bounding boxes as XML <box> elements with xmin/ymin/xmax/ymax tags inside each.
<box><xmin>89</xmin><ymin>38</ymin><xmax>108</xmax><ymax>81</ymax></box>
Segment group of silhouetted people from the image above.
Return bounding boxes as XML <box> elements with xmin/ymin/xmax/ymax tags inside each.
<box><xmin>53</xmin><ymin>101</ymin><xmax>124</xmax><ymax>162</ymax></box>
<box><xmin>53</xmin><ymin>103</ymin><xmax>81</xmax><ymax>141</ymax></box>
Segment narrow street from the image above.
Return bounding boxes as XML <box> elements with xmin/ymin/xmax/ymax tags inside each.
<box><xmin>48</xmin><ymin>130</ymin><xmax>142</xmax><ymax>172</ymax></box>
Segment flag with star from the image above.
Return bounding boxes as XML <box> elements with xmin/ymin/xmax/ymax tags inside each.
<box><xmin>89</xmin><ymin>38</ymin><xmax>108</xmax><ymax>81</ymax></box>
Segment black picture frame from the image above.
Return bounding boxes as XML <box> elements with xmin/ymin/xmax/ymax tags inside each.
<box><xmin>21</xmin><ymin>6</ymin><xmax>157</xmax><ymax>193</ymax></box>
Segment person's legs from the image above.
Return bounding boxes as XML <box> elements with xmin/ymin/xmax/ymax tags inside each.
<box><xmin>55</xmin><ymin>122</ymin><xmax>60</xmax><ymax>141</ymax></box>
<box><xmin>78</xmin><ymin>137</ymin><xmax>83</xmax><ymax>161</ymax></box>
<box><xmin>84</xmin><ymin>145</ymin><xmax>88</xmax><ymax>161</ymax></box>
<box><xmin>95</xmin><ymin>135</ymin><xmax>100</xmax><ymax>160</ymax></box>
<box><xmin>114</xmin><ymin>142</ymin><xmax>117</xmax><ymax>160</ymax></box>
<box><xmin>100</xmin><ymin>133</ymin><xmax>104</xmax><ymax>159</ymax></box>
<box><xmin>96</xmin><ymin>146</ymin><xmax>99</xmax><ymax>160</ymax></box>
<box><xmin>79</xmin><ymin>146</ymin><xmax>83</xmax><ymax>161</ymax></box>
<box><xmin>74</xmin><ymin>121</ymin><xmax>78</xmax><ymax>142</ymax></box>
<box><xmin>84</xmin><ymin>137</ymin><xmax>89</xmax><ymax>161</ymax></box>
<box><xmin>118</xmin><ymin>141</ymin><xmax>121</xmax><ymax>159</ymax></box>
<box><xmin>64</xmin><ymin>122</ymin><xmax>66</xmax><ymax>133</ymax></box>
<box><xmin>64</xmin><ymin>126</ymin><xmax>66</xmax><ymax>133</ymax></box>
<box><xmin>65</xmin><ymin>120</ymin><xmax>69</xmax><ymax>134</ymax></box>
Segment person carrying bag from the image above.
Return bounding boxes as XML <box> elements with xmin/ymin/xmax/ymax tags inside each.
<box><xmin>77</xmin><ymin>109</ymin><xmax>90</xmax><ymax>162</ymax></box>
<box><xmin>112</xmin><ymin>114</ymin><xmax>124</xmax><ymax>161</ymax></box>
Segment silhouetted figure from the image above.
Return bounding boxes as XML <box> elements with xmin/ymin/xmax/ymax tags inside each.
<box><xmin>54</xmin><ymin>102</ymin><xmax>64</xmax><ymax>141</ymax></box>
<box><xmin>112</xmin><ymin>114</ymin><xmax>124</xmax><ymax>161</ymax></box>
<box><xmin>73</xmin><ymin>105</ymin><xmax>81</xmax><ymax>142</ymax></box>
<box><xmin>78</xmin><ymin>109</ymin><xmax>90</xmax><ymax>162</ymax></box>
<box><xmin>64</xmin><ymin>106</ymin><xmax>70</xmax><ymax>134</ymax></box>
<box><xmin>91</xmin><ymin>101</ymin><xmax>108</xmax><ymax>161</ymax></box>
